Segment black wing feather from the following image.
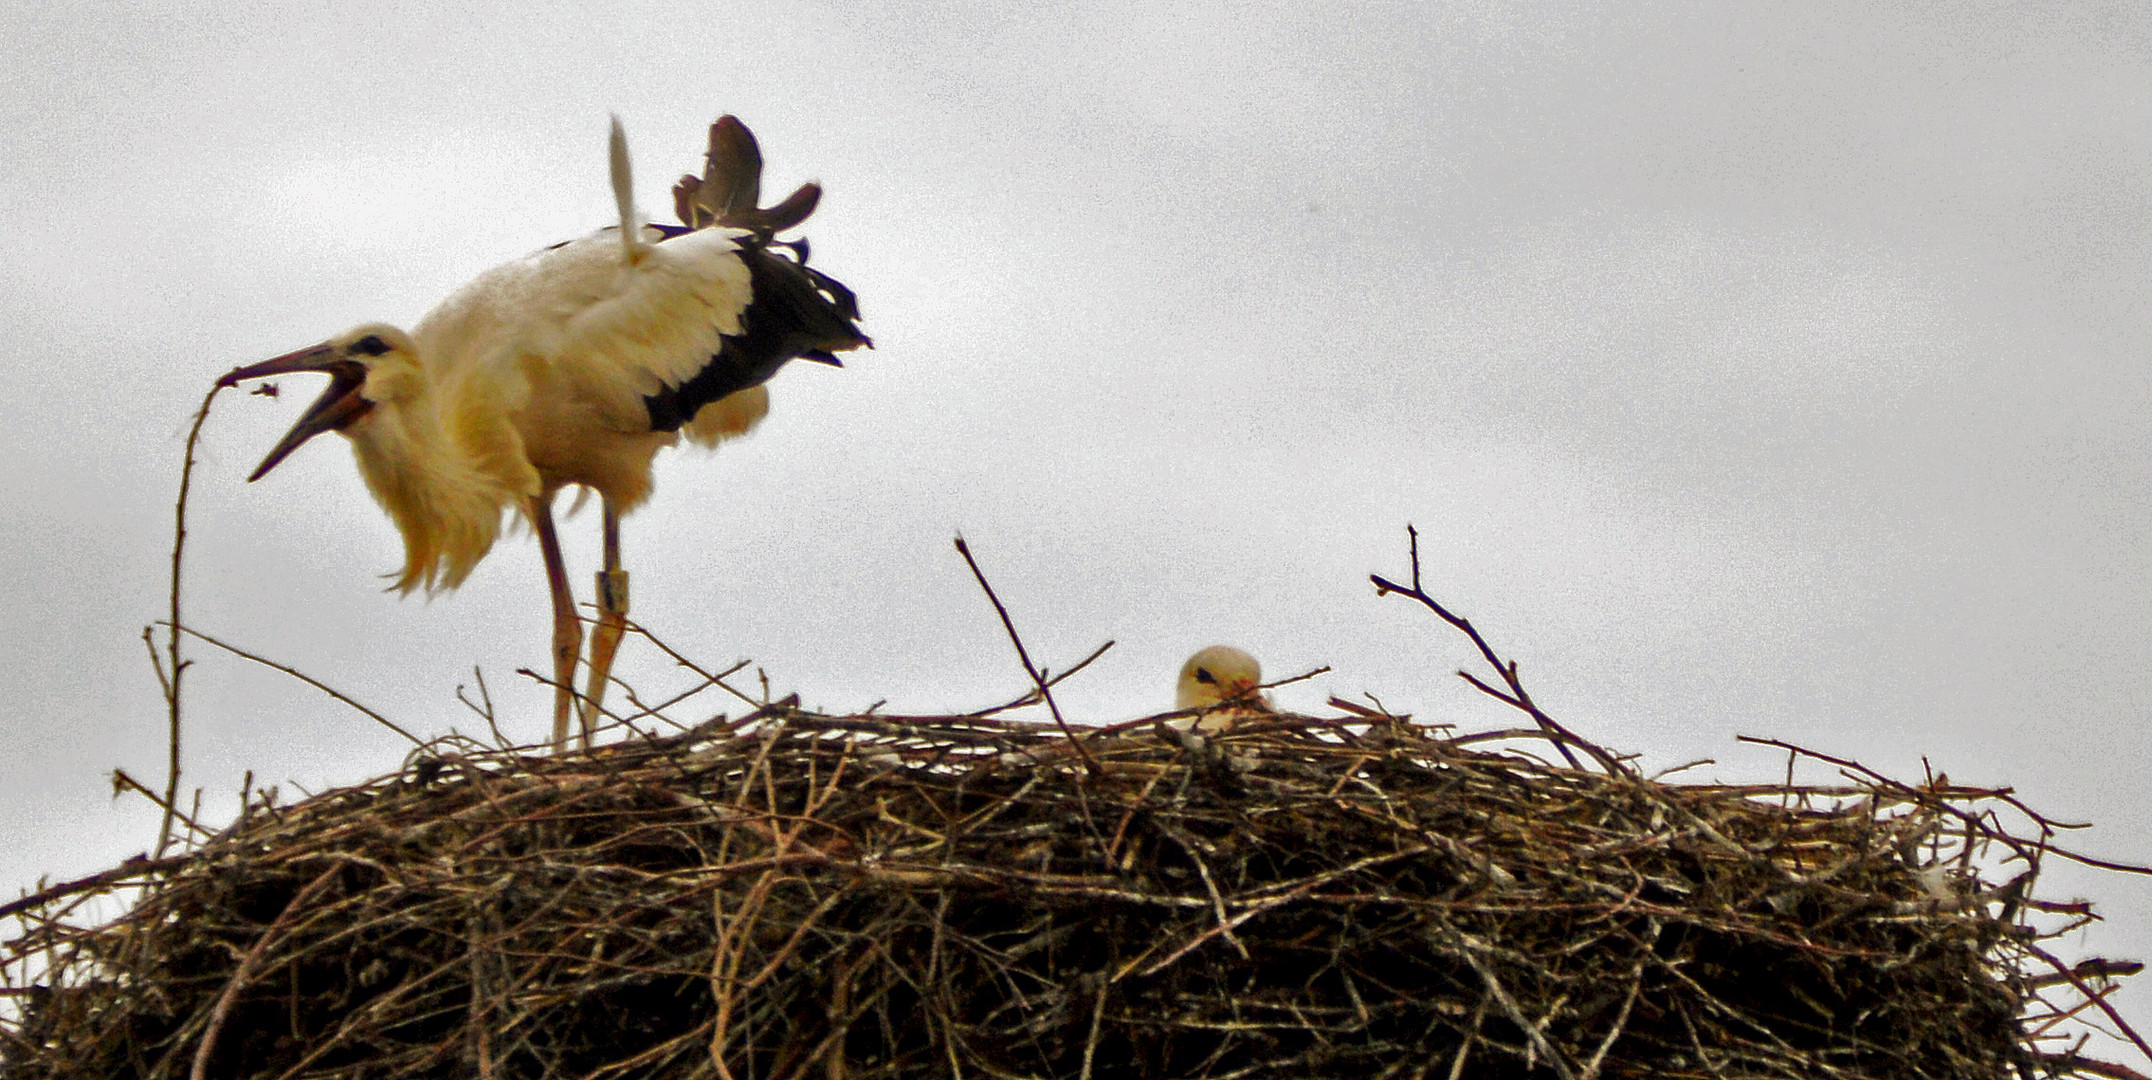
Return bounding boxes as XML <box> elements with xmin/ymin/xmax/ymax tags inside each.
<box><xmin>641</xmin><ymin>235</ymin><xmax>871</xmax><ymax>433</ymax></box>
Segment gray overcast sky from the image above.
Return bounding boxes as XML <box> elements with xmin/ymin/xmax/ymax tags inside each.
<box><xmin>5</xmin><ymin>0</ymin><xmax>2151</xmax><ymax>1044</ymax></box>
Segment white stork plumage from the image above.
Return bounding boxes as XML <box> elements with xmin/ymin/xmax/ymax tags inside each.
<box><xmin>218</xmin><ymin>115</ymin><xmax>869</xmax><ymax>751</ymax></box>
<box><xmin>1173</xmin><ymin>645</ymin><xmax>1272</xmax><ymax>733</ymax></box>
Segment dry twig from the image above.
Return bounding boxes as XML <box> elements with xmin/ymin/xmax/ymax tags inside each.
<box><xmin>150</xmin><ymin>383</ymin><xmax>225</xmax><ymax>858</ymax></box>
<box><xmin>952</xmin><ymin>536</ymin><xmax>1104</xmax><ymax>776</ymax></box>
<box><xmin>1371</xmin><ymin>525</ymin><xmax>1617</xmax><ymax>775</ymax></box>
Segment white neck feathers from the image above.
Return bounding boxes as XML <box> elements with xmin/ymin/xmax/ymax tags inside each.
<box><xmin>345</xmin><ymin>358</ymin><xmax>538</xmax><ymax>593</ymax></box>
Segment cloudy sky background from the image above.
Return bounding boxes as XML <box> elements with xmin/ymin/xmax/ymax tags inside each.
<box><xmin>4</xmin><ymin>0</ymin><xmax>2150</xmax><ymax>1047</ymax></box>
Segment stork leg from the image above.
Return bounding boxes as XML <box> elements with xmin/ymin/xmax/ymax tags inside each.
<box><xmin>580</xmin><ymin>501</ymin><xmax>629</xmax><ymax>747</ymax></box>
<box><xmin>531</xmin><ymin>493</ymin><xmax>583</xmax><ymax>752</ymax></box>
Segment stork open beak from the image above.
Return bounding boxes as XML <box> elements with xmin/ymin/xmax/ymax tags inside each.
<box><xmin>218</xmin><ymin>343</ymin><xmax>376</xmax><ymax>481</ymax></box>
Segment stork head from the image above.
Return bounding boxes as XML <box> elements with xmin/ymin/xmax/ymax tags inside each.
<box><xmin>1176</xmin><ymin>645</ymin><xmax>1266</xmax><ymax>710</ymax></box>
<box><xmin>218</xmin><ymin>324</ymin><xmax>417</xmax><ymax>481</ymax></box>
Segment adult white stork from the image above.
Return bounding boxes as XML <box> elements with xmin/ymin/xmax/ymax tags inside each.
<box><xmin>218</xmin><ymin>116</ymin><xmax>869</xmax><ymax>751</ymax></box>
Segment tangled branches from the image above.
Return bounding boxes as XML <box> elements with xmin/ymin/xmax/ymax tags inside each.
<box><xmin>2</xmin><ymin>693</ymin><xmax>2139</xmax><ymax>1080</ymax></box>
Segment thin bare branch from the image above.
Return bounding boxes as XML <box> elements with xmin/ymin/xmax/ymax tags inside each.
<box><xmin>111</xmin><ymin>769</ymin><xmax>214</xmax><ymax>841</ymax></box>
<box><xmin>952</xmin><ymin>536</ymin><xmax>1102</xmax><ymax>776</ymax></box>
<box><xmin>157</xmin><ymin>382</ymin><xmax>225</xmax><ymax>857</ymax></box>
<box><xmin>1371</xmin><ymin>524</ymin><xmax>1620</xmax><ymax>775</ymax></box>
<box><xmin>167</xmin><ymin>623</ymin><xmax>423</xmax><ymax>746</ymax></box>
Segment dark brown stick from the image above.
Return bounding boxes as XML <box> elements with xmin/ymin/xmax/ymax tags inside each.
<box><xmin>967</xmin><ymin>638</ymin><xmax>1116</xmax><ymax>718</ymax></box>
<box><xmin>112</xmin><ymin>769</ymin><xmax>213</xmax><ymax>840</ymax></box>
<box><xmin>952</xmin><ymin>537</ymin><xmax>1102</xmax><ymax>776</ymax></box>
<box><xmin>2040</xmin><ymin>1055</ymin><xmax>2152</xmax><ymax>1080</ymax></box>
<box><xmin>169</xmin><ymin>624</ymin><xmax>424</xmax><ymax>746</ymax></box>
<box><xmin>1371</xmin><ymin>525</ymin><xmax>1619</xmax><ymax>775</ymax></box>
<box><xmin>157</xmin><ymin>383</ymin><xmax>225</xmax><ymax>857</ymax></box>
<box><xmin>2027</xmin><ymin>942</ymin><xmax>2152</xmax><ymax>1069</ymax></box>
<box><xmin>0</xmin><ymin>854</ymin><xmax>191</xmax><ymax>922</ymax></box>
<box><xmin>1738</xmin><ymin>736</ymin><xmax>2152</xmax><ymax>876</ymax></box>
<box><xmin>620</xmin><ymin>617</ymin><xmax>760</xmax><ymax>708</ymax></box>
<box><xmin>192</xmin><ymin>867</ymin><xmax>342</xmax><ymax>1080</ymax></box>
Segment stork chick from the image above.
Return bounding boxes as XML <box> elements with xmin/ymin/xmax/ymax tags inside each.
<box><xmin>219</xmin><ymin>115</ymin><xmax>868</xmax><ymax>751</ymax></box>
<box><xmin>1173</xmin><ymin>645</ymin><xmax>1272</xmax><ymax>733</ymax></box>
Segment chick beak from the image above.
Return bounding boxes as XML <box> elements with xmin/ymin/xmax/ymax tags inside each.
<box><xmin>219</xmin><ymin>344</ymin><xmax>375</xmax><ymax>481</ymax></box>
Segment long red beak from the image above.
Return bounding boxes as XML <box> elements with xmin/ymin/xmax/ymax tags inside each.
<box><xmin>219</xmin><ymin>343</ymin><xmax>374</xmax><ymax>481</ymax></box>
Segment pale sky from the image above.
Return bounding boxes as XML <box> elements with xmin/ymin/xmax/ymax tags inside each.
<box><xmin>4</xmin><ymin>0</ymin><xmax>2150</xmax><ymax>1047</ymax></box>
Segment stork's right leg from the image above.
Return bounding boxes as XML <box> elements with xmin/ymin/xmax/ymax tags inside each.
<box><xmin>530</xmin><ymin>494</ymin><xmax>582</xmax><ymax>753</ymax></box>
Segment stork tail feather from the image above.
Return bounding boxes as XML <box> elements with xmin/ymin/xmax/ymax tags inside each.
<box><xmin>609</xmin><ymin>115</ymin><xmax>651</xmax><ymax>265</ymax></box>
<box><xmin>644</xmin><ymin>115</ymin><xmax>869</xmax><ymax>437</ymax></box>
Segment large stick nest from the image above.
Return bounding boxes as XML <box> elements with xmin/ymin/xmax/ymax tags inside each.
<box><xmin>0</xmin><ymin>699</ymin><xmax>2140</xmax><ymax>1080</ymax></box>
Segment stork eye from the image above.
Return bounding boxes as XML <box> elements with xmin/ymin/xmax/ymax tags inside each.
<box><xmin>1195</xmin><ymin>668</ymin><xmax>1216</xmax><ymax>684</ymax></box>
<box><xmin>352</xmin><ymin>334</ymin><xmax>392</xmax><ymax>356</ymax></box>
